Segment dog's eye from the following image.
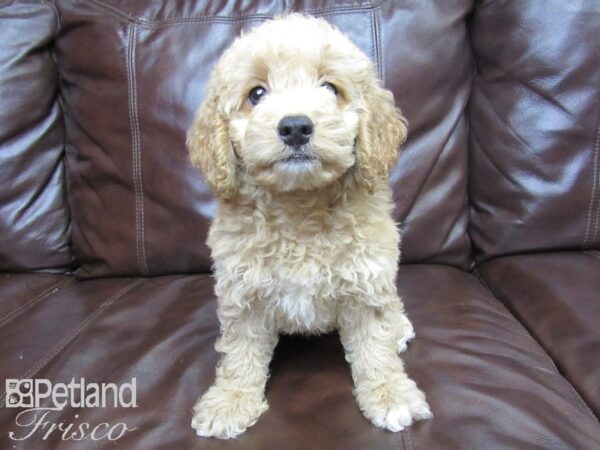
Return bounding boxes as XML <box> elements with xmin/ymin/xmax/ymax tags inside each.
<box><xmin>248</xmin><ymin>86</ymin><xmax>267</xmax><ymax>105</ymax></box>
<box><xmin>321</xmin><ymin>82</ymin><xmax>338</xmax><ymax>96</ymax></box>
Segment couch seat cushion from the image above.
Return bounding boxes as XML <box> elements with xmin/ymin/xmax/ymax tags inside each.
<box><xmin>480</xmin><ymin>251</ymin><xmax>600</xmax><ymax>417</ymax></box>
<box><xmin>1</xmin><ymin>266</ymin><xmax>599</xmax><ymax>448</ymax></box>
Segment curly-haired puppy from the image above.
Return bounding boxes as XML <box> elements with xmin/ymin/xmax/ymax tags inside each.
<box><xmin>187</xmin><ymin>14</ymin><xmax>432</xmax><ymax>439</ymax></box>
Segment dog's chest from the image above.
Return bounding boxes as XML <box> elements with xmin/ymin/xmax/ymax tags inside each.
<box><xmin>210</xmin><ymin>194</ymin><xmax>399</xmax><ymax>333</ymax></box>
<box><xmin>267</xmin><ymin>266</ymin><xmax>335</xmax><ymax>333</ymax></box>
<box><xmin>244</xmin><ymin>223</ymin><xmax>389</xmax><ymax>333</ymax></box>
<box><xmin>214</xmin><ymin>221</ymin><xmax>360</xmax><ymax>332</ymax></box>
<box><xmin>250</xmin><ymin>227</ymin><xmax>350</xmax><ymax>333</ymax></box>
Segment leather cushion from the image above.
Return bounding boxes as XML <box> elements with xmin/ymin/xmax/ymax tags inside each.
<box><xmin>469</xmin><ymin>0</ymin><xmax>600</xmax><ymax>262</ymax></box>
<box><xmin>479</xmin><ymin>251</ymin><xmax>600</xmax><ymax>417</ymax></box>
<box><xmin>2</xmin><ymin>267</ymin><xmax>599</xmax><ymax>448</ymax></box>
<box><xmin>54</xmin><ymin>0</ymin><xmax>473</xmax><ymax>277</ymax></box>
<box><xmin>0</xmin><ymin>1</ymin><xmax>72</xmax><ymax>272</ymax></box>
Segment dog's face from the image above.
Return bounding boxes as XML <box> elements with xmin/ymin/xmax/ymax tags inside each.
<box><xmin>228</xmin><ymin>56</ymin><xmax>358</xmax><ymax>192</ymax></box>
<box><xmin>188</xmin><ymin>14</ymin><xmax>407</xmax><ymax>197</ymax></box>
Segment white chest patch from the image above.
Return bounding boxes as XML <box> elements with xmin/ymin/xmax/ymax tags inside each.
<box><xmin>260</xmin><ymin>261</ymin><xmax>339</xmax><ymax>334</ymax></box>
<box><xmin>274</xmin><ymin>275</ymin><xmax>318</xmax><ymax>329</ymax></box>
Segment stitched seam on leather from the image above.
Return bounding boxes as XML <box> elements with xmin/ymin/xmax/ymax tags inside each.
<box><xmin>132</xmin><ymin>23</ymin><xmax>149</xmax><ymax>275</ymax></box>
<box><xmin>87</xmin><ymin>0</ymin><xmax>384</xmax><ymax>28</ymax></box>
<box><xmin>0</xmin><ymin>279</ymin><xmax>145</xmax><ymax>408</ymax></box>
<box><xmin>583</xmin><ymin>115</ymin><xmax>600</xmax><ymax>247</ymax></box>
<box><xmin>369</xmin><ymin>10</ymin><xmax>376</xmax><ymax>74</ymax></box>
<box><xmin>372</xmin><ymin>7</ymin><xmax>383</xmax><ymax>81</ymax></box>
<box><xmin>126</xmin><ymin>23</ymin><xmax>149</xmax><ymax>276</ymax></box>
<box><xmin>584</xmin><ymin>250</ymin><xmax>600</xmax><ymax>261</ymax></box>
<box><xmin>87</xmin><ymin>0</ymin><xmax>133</xmax><ymax>24</ymax></box>
<box><xmin>0</xmin><ymin>278</ymin><xmax>74</xmax><ymax>329</ymax></box>
<box><xmin>147</xmin><ymin>6</ymin><xmax>387</xmax><ymax>30</ymax></box>
<box><xmin>132</xmin><ymin>23</ymin><xmax>146</xmax><ymax>274</ymax></box>
<box><xmin>126</xmin><ymin>24</ymin><xmax>140</xmax><ymax>273</ymax></box>
<box><xmin>127</xmin><ymin>23</ymin><xmax>142</xmax><ymax>274</ymax></box>
<box><xmin>153</xmin><ymin>12</ymin><xmax>381</xmax><ymax>29</ymax></box>
<box><xmin>591</xmin><ymin>119</ymin><xmax>600</xmax><ymax>244</ymax></box>
<box><xmin>401</xmin><ymin>428</ymin><xmax>412</xmax><ymax>450</ymax></box>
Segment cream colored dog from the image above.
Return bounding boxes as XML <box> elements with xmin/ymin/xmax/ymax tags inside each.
<box><xmin>187</xmin><ymin>14</ymin><xmax>431</xmax><ymax>439</ymax></box>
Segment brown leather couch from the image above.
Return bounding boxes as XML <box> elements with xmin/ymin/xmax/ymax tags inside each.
<box><xmin>1</xmin><ymin>1</ymin><xmax>599</xmax><ymax>448</ymax></box>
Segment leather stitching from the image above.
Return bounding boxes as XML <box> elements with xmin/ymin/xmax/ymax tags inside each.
<box><xmin>126</xmin><ymin>23</ymin><xmax>141</xmax><ymax>273</ymax></box>
<box><xmin>0</xmin><ymin>279</ymin><xmax>145</xmax><ymax>408</ymax></box>
<box><xmin>132</xmin><ymin>24</ymin><xmax>149</xmax><ymax>275</ymax></box>
<box><xmin>371</xmin><ymin>7</ymin><xmax>383</xmax><ymax>80</ymax></box>
<box><xmin>584</xmin><ymin>250</ymin><xmax>600</xmax><ymax>261</ymax></box>
<box><xmin>0</xmin><ymin>278</ymin><xmax>75</xmax><ymax>329</ymax></box>
<box><xmin>369</xmin><ymin>11</ymin><xmax>376</xmax><ymax>72</ymax></box>
<box><xmin>401</xmin><ymin>427</ymin><xmax>412</xmax><ymax>450</ymax></box>
<box><xmin>126</xmin><ymin>23</ymin><xmax>149</xmax><ymax>275</ymax></box>
<box><xmin>584</xmin><ymin>114</ymin><xmax>600</xmax><ymax>247</ymax></box>
<box><xmin>86</xmin><ymin>0</ymin><xmax>384</xmax><ymax>28</ymax></box>
<box><xmin>591</xmin><ymin>119</ymin><xmax>600</xmax><ymax>244</ymax></box>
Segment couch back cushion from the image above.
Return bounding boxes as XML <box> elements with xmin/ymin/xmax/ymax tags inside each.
<box><xmin>469</xmin><ymin>0</ymin><xmax>600</xmax><ymax>263</ymax></box>
<box><xmin>0</xmin><ymin>1</ymin><xmax>72</xmax><ymax>272</ymax></box>
<box><xmin>55</xmin><ymin>0</ymin><xmax>473</xmax><ymax>277</ymax></box>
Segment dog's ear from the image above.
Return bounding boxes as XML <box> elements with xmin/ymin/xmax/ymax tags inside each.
<box><xmin>187</xmin><ymin>95</ymin><xmax>237</xmax><ymax>199</ymax></box>
<box><xmin>355</xmin><ymin>81</ymin><xmax>407</xmax><ymax>193</ymax></box>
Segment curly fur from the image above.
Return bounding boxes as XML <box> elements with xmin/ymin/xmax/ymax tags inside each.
<box><xmin>187</xmin><ymin>14</ymin><xmax>431</xmax><ymax>439</ymax></box>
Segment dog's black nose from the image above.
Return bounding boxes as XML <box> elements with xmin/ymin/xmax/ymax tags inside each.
<box><xmin>277</xmin><ymin>115</ymin><xmax>313</xmax><ymax>147</ymax></box>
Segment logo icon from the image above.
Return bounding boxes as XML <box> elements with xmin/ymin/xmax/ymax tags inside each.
<box><xmin>5</xmin><ymin>379</ymin><xmax>34</xmax><ymax>408</ymax></box>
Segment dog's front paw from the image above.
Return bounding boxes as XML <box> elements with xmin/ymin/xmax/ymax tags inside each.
<box><xmin>356</xmin><ymin>378</ymin><xmax>432</xmax><ymax>432</ymax></box>
<box><xmin>191</xmin><ymin>386</ymin><xmax>268</xmax><ymax>439</ymax></box>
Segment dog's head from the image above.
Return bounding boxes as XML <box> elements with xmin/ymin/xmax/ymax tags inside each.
<box><xmin>188</xmin><ymin>14</ymin><xmax>407</xmax><ymax>198</ymax></box>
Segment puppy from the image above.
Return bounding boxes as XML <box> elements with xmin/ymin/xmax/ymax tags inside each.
<box><xmin>187</xmin><ymin>14</ymin><xmax>431</xmax><ymax>439</ymax></box>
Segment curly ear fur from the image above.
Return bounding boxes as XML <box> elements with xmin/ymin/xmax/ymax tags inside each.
<box><xmin>355</xmin><ymin>82</ymin><xmax>408</xmax><ymax>193</ymax></box>
<box><xmin>187</xmin><ymin>95</ymin><xmax>237</xmax><ymax>199</ymax></box>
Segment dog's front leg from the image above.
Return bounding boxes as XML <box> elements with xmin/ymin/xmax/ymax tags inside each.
<box><xmin>338</xmin><ymin>299</ymin><xmax>432</xmax><ymax>431</ymax></box>
<box><xmin>191</xmin><ymin>310</ymin><xmax>278</xmax><ymax>439</ymax></box>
